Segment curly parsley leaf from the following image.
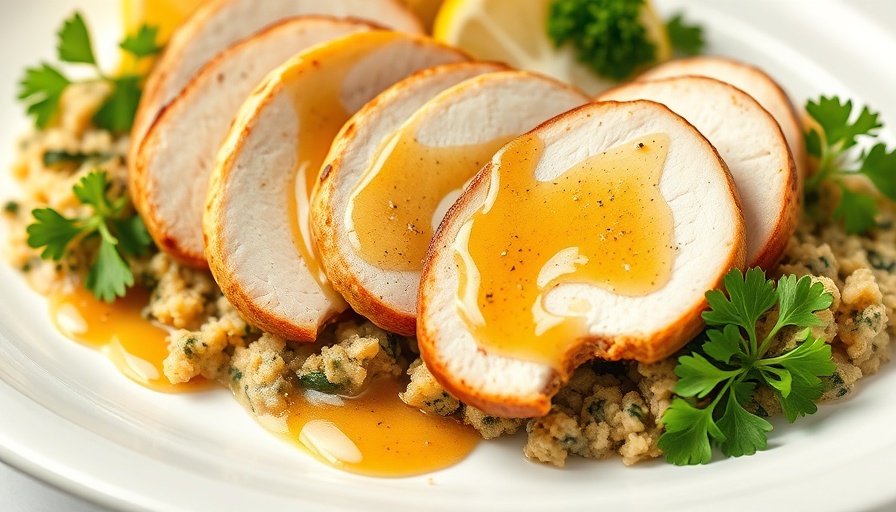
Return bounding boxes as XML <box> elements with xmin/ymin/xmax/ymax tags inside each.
<box><xmin>806</xmin><ymin>97</ymin><xmax>881</xmax><ymax>155</ymax></box>
<box><xmin>17</xmin><ymin>12</ymin><xmax>161</xmax><ymax>132</ymax></box>
<box><xmin>674</xmin><ymin>352</ymin><xmax>740</xmax><ymax>399</ymax></box>
<box><xmin>804</xmin><ymin>96</ymin><xmax>895</xmax><ymax>234</ymax></box>
<box><xmin>833</xmin><ymin>183</ymin><xmax>879</xmax><ymax>234</ymax></box>
<box><xmin>666</xmin><ymin>13</ymin><xmax>704</xmax><ymax>56</ymax></box>
<box><xmin>858</xmin><ymin>144</ymin><xmax>896</xmax><ymax>201</ymax></box>
<box><xmin>774</xmin><ymin>275</ymin><xmax>833</xmax><ymax>331</ymax></box>
<box><xmin>776</xmin><ymin>371</ymin><xmax>825</xmax><ymax>422</ymax></box>
<box><xmin>57</xmin><ymin>12</ymin><xmax>96</xmax><ymax>64</ymax></box>
<box><xmin>120</xmin><ymin>25</ymin><xmax>162</xmax><ymax>58</ymax></box>
<box><xmin>657</xmin><ymin>398</ymin><xmax>723</xmax><ymax>466</ymax></box>
<box><xmin>111</xmin><ymin>215</ymin><xmax>152</xmax><ymax>257</ymax></box>
<box><xmin>26</xmin><ymin>208</ymin><xmax>84</xmax><ymax>260</ymax></box>
<box><xmin>26</xmin><ymin>171</ymin><xmax>152</xmax><ymax>302</ymax></box>
<box><xmin>702</xmin><ymin>324</ymin><xmax>747</xmax><ymax>365</ymax></box>
<box><xmin>659</xmin><ymin>268</ymin><xmax>836</xmax><ymax>465</ymax></box>
<box><xmin>93</xmin><ymin>76</ymin><xmax>142</xmax><ymax>133</ymax></box>
<box><xmin>715</xmin><ymin>389</ymin><xmax>772</xmax><ymax>457</ymax></box>
<box><xmin>547</xmin><ymin>0</ymin><xmax>656</xmax><ymax>81</ymax></box>
<box><xmin>546</xmin><ymin>0</ymin><xmax>705</xmax><ymax>81</ymax></box>
<box><xmin>72</xmin><ymin>169</ymin><xmax>111</xmax><ymax>207</ymax></box>
<box><xmin>761</xmin><ymin>333</ymin><xmax>835</xmax><ymax>421</ymax></box>
<box><xmin>18</xmin><ymin>64</ymin><xmax>71</xmax><ymax>129</ymax></box>
<box><xmin>703</xmin><ymin>267</ymin><xmax>776</xmax><ymax>352</ymax></box>
<box><xmin>87</xmin><ymin>238</ymin><xmax>134</xmax><ymax>302</ymax></box>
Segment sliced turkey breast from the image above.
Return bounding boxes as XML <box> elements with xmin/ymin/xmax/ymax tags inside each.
<box><xmin>313</xmin><ymin>70</ymin><xmax>588</xmax><ymax>336</ymax></box>
<box><xmin>308</xmin><ymin>61</ymin><xmax>507</xmax><ymax>336</ymax></box>
<box><xmin>598</xmin><ymin>76</ymin><xmax>798</xmax><ymax>270</ymax></box>
<box><xmin>204</xmin><ymin>31</ymin><xmax>467</xmax><ymax>341</ymax></box>
<box><xmin>418</xmin><ymin>100</ymin><xmax>745</xmax><ymax>417</ymax></box>
<box><xmin>639</xmin><ymin>56</ymin><xmax>806</xmax><ymax>179</ymax></box>
<box><xmin>128</xmin><ymin>0</ymin><xmax>423</xmax><ymax>175</ymax></box>
<box><xmin>132</xmin><ymin>17</ymin><xmax>375</xmax><ymax>268</ymax></box>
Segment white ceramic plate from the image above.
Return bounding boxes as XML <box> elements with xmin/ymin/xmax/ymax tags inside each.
<box><xmin>2</xmin><ymin>1</ymin><xmax>896</xmax><ymax>510</ymax></box>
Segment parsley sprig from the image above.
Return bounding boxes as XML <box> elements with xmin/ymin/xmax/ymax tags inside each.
<box><xmin>804</xmin><ymin>96</ymin><xmax>896</xmax><ymax>234</ymax></box>
<box><xmin>658</xmin><ymin>268</ymin><xmax>836</xmax><ymax>465</ymax></box>
<box><xmin>18</xmin><ymin>12</ymin><xmax>161</xmax><ymax>132</ymax></box>
<box><xmin>548</xmin><ymin>0</ymin><xmax>656</xmax><ymax>81</ymax></box>
<box><xmin>546</xmin><ymin>0</ymin><xmax>704</xmax><ymax>82</ymax></box>
<box><xmin>666</xmin><ymin>13</ymin><xmax>704</xmax><ymax>56</ymax></box>
<box><xmin>26</xmin><ymin>171</ymin><xmax>152</xmax><ymax>302</ymax></box>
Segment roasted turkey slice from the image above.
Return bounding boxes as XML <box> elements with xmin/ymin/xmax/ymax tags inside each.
<box><xmin>313</xmin><ymin>68</ymin><xmax>588</xmax><ymax>335</ymax></box>
<box><xmin>132</xmin><ymin>17</ymin><xmax>375</xmax><ymax>268</ymax></box>
<box><xmin>418</xmin><ymin>100</ymin><xmax>745</xmax><ymax>417</ymax></box>
<box><xmin>203</xmin><ymin>31</ymin><xmax>467</xmax><ymax>341</ymax></box>
<box><xmin>598</xmin><ymin>76</ymin><xmax>798</xmax><ymax>270</ymax></box>
<box><xmin>128</xmin><ymin>0</ymin><xmax>423</xmax><ymax>175</ymax></box>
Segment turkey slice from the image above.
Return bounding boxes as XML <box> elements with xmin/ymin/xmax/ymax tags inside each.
<box><xmin>598</xmin><ymin>76</ymin><xmax>798</xmax><ymax>270</ymax></box>
<box><xmin>204</xmin><ymin>31</ymin><xmax>467</xmax><ymax>341</ymax></box>
<box><xmin>128</xmin><ymin>0</ymin><xmax>423</xmax><ymax>174</ymax></box>
<box><xmin>418</xmin><ymin>100</ymin><xmax>745</xmax><ymax>417</ymax></box>
<box><xmin>132</xmin><ymin>17</ymin><xmax>375</xmax><ymax>268</ymax></box>
<box><xmin>313</xmin><ymin>69</ymin><xmax>588</xmax><ymax>336</ymax></box>
<box><xmin>638</xmin><ymin>56</ymin><xmax>807</xmax><ymax>179</ymax></box>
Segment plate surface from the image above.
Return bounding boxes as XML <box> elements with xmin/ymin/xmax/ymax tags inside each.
<box><xmin>2</xmin><ymin>1</ymin><xmax>896</xmax><ymax>510</ymax></box>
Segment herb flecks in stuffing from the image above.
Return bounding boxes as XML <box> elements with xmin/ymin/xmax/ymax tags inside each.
<box><xmin>18</xmin><ymin>12</ymin><xmax>161</xmax><ymax>132</ymax></box>
<box><xmin>42</xmin><ymin>150</ymin><xmax>111</xmax><ymax>168</ymax></box>
<box><xmin>299</xmin><ymin>370</ymin><xmax>343</xmax><ymax>393</ymax></box>
<box><xmin>659</xmin><ymin>268</ymin><xmax>837</xmax><ymax>465</ymax></box>
<box><xmin>804</xmin><ymin>96</ymin><xmax>896</xmax><ymax>234</ymax></box>
<box><xmin>26</xmin><ymin>171</ymin><xmax>152</xmax><ymax>301</ymax></box>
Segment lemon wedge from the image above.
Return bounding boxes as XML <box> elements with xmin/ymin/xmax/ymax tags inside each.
<box><xmin>434</xmin><ymin>0</ymin><xmax>671</xmax><ymax>94</ymax></box>
<box><xmin>121</xmin><ymin>0</ymin><xmax>206</xmax><ymax>44</ymax></box>
<box><xmin>120</xmin><ymin>0</ymin><xmax>205</xmax><ymax>72</ymax></box>
<box><xmin>399</xmin><ymin>0</ymin><xmax>445</xmax><ymax>31</ymax></box>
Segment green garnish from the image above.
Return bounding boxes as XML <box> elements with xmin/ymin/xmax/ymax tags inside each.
<box><xmin>3</xmin><ymin>201</ymin><xmax>20</xmax><ymax>215</ymax></box>
<box><xmin>804</xmin><ymin>96</ymin><xmax>896</xmax><ymax>234</ymax></box>
<box><xmin>118</xmin><ymin>25</ymin><xmax>163</xmax><ymax>58</ymax></box>
<box><xmin>547</xmin><ymin>0</ymin><xmax>657</xmax><ymax>81</ymax></box>
<box><xmin>299</xmin><ymin>371</ymin><xmax>343</xmax><ymax>393</ymax></box>
<box><xmin>26</xmin><ymin>171</ymin><xmax>152</xmax><ymax>302</ymax></box>
<box><xmin>17</xmin><ymin>12</ymin><xmax>161</xmax><ymax>132</ymax></box>
<box><xmin>42</xmin><ymin>150</ymin><xmax>110</xmax><ymax>167</ymax></box>
<box><xmin>547</xmin><ymin>0</ymin><xmax>704</xmax><ymax>81</ymax></box>
<box><xmin>666</xmin><ymin>13</ymin><xmax>704</xmax><ymax>56</ymax></box>
<box><xmin>658</xmin><ymin>268</ymin><xmax>836</xmax><ymax>466</ymax></box>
